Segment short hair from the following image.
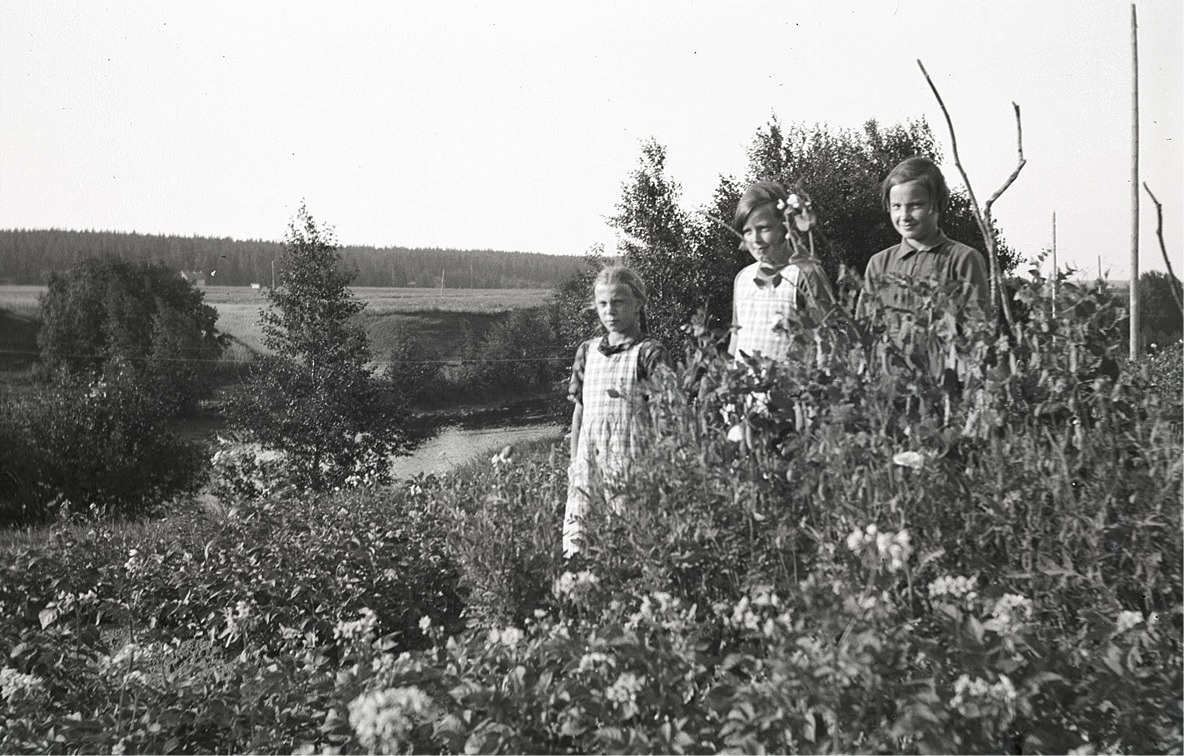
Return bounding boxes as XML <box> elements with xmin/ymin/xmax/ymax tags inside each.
<box><xmin>733</xmin><ymin>181</ymin><xmax>790</xmax><ymax>233</ymax></box>
<box><xmin>593</xmin><ymin>264</ymin><xmax>648</xmax><ymax>306</ymax></box>
<box><xmin>881</xmin><ymin>156</ymin><xmax>949</xmax><ymax>213</ymax></box>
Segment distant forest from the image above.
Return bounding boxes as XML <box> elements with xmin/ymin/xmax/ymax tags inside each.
<box><xmin>0</xmin><ymin>229</ymin><xmax>588</xmax><ymax>289</ymax></box>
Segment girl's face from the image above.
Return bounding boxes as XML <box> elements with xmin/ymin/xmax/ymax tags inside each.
<box><xmin>594</xmin><ymin>283</ymin><xmax>641</xmax><ymax>337</ymax></box>
<box><xmin>889</xmin><ymin>180</ymin><xmax>941</xmax><ymax>244</ymax></box>
<box><xmin>742</xmin><ymin>202</ymin><xmax>790</xmax><ymax>267</ymax></box>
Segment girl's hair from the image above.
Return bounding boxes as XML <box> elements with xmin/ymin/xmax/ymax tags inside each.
<box><xmin>733</xmin><ymin>181</ymin><xmax>790</xmax><ymax>233</ymax></box>
<box><xmin>881</xmin><ymin>156</ymin><xmax>950</xmax><ymax>213</ymax></box>
<box><xmin>593</xmin><ymin>264</ymin><xmax>649</xmax><ymax>332</ymax></box>
<box><xmin>593</xmin><ymin>264</ymin><xmax>648</xmax><ymax>306</ymax></box>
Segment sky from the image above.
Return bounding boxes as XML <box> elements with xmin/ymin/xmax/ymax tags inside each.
<box><xmin>1</xmin><ymin>0</ymin><xmax>1180</xmax><ymax>281</ymax></box>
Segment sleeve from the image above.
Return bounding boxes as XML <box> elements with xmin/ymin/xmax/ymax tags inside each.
<box><xmin>796</xmin><ymin>260</ymin><xmax>835</xmax><ymax>317</ymax></box>
<box><xmin>856</xmin><ymin>250</ymin><xmax>886</xmax><ymax>319</ymax></box>
<box><xmin>635</xmin><ymin>338</ymin><xmax>671</xmax><ymax>383</ymax></box>
<box><xmin>568</xmin><ymin>340</ymin><xmax>590</xmax><ymax>404</ymax></box>
<box><xmin>954</xmin><ymin>245</ymin><xmax>991</xmax><ymax>315</ymax></box>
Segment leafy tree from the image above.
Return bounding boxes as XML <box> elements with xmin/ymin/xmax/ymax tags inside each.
<box><xmin>610</xmin><ymin>121</ymin><xmax>1019</xmax><ymax>350</ymax></box>
<box><xmin>609</xmin><ymin>140</ymin><xmax>738</xmax><ymax>347</ymax></box>
<box><xmin>234</xmin><ymin>205</ymin><xmax>405</xmax><ymax>491</ymax></box>
<box><xmin>736</xmin><ymin>117</ymin><xmax>1019</xmax><ymax>284</ymax></box>
<box><xmin>1139</xmin><ymin>270</ymin><xmax>1184</xmax><ymax>351</ymax></box>
<box><xmin>37</xmin><ymin>257</ymin><xmax>225</xmax><ymax>414</ymax></box>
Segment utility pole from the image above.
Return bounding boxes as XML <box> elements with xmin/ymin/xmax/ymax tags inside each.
<box><xmin>1129</xmin><ymin>2</ymin><xmax>1141</xmax><ymax>359</ymax></box>
<box><xmin>271</xmin><ymin>258</ymin><xmax>276</xmax><ymax>289</ymax></box>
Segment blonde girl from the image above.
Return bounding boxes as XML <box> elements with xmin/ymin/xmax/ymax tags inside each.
<box><xmin>563</xmin><ymin>265</ymin><xmax>668</xmax><ymax>558</ymax></box>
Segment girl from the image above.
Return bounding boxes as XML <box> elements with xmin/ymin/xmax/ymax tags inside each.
<box><xmin>563</xmin><ymin>265</ymin><xmax>668</xmax><ymax>558</ymax></box>
<box><xmin>729</xmin><ymin>181</ymin><xmax>836</xmax><ymax>361</ymax></box>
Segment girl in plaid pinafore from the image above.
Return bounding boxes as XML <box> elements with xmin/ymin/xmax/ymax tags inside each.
<box><xmin>563</xmin><ymin>265</ymin><xmax>667</xmax><ymax>558</ymax></box>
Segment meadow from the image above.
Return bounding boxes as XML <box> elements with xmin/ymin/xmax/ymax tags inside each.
<box><xmin>0</xmin><ymin>284</ymin><xmax>552</xmax><ymax>360</ymax></box>
<box><xmin>1</xmin><ymin>271</ymin><xmax>1180</xmax><ymax>754</ymax></box>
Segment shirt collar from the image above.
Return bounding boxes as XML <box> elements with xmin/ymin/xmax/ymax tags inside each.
<box><xmin>899</xmin><ymin>230</ymin><xmax>950</xmax><ymax>257</ymax></box>
<box><xmin>597</xmin><ymin>333</ymin><xmax>641</xmax><ymax>355</ymax></box>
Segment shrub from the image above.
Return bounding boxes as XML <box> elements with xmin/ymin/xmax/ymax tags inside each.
<box><xmin>0</xmin><ymin>381</ymin><xmax>207</xmax><ymax>526</ymax></box>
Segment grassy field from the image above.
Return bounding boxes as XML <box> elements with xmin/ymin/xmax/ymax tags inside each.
<box><xmin>0</xmin><ymin>284</ymin><xmax>554</xmax><ymax>363</ymax></box>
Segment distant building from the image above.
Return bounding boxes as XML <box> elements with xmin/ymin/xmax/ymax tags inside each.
<box><xmin>250</xmin><ymin>283</ymin><xmax>261</xmax><ymax>290</ymax></box>
<box><xmin>180</xmin><ymin>270</ymin><xmax>207</xmax><ymax>287</ymax></box>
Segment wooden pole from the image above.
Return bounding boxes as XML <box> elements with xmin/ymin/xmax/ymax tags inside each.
<box><xmin>1129</xmin><ymin>2</ymin><xmax>1141</xmax><ymax>359</ymax></box>
<box><xmin>1052</xmin><ymin>212</ymin><xmax>1058</xmax><ymax>318</ymax></box>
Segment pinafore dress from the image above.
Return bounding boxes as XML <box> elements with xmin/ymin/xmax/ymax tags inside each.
<box><xmin>562</xmin><ymin>338</ymin><xmax>651</xmax><ymax>557</ymax></box>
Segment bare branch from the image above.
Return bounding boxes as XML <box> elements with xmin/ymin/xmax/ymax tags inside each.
<box><xmin>984</xmin><ymin>103</ymin><xmax>1027</xmax><ymax>213</ymax></box>
<box><xmin>917</xmin><ymin>59</ymin><xmax>1016</xmax><ymax>328</ymax></box>
<box><xmin>916</xmin><ymin>61</ymin><xmax>989</xmax><ymax>242</ymax></box>
<box><xmin>1142</xmin><ymin>182</ymin><xmax>1184</xmax><ymax>312</ymax></box>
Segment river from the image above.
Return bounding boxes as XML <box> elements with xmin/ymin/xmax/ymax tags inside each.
<box><xmin>389</xmin><ymin>421</ymin><xmax>563</xmax><ymax>479</ymax></box>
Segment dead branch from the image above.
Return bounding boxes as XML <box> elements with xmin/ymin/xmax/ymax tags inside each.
<box><xmin>1142</xmin><ymin>182</ymin><xmax>1184</xmax><ymax>312</ymax></box>
<box><xmin>917</xmin><ymin>59</ymin><xmax>1020</xmax><ymax>328</ymax></box>
<box><xmin>985</xmin><ymin>103</ymin><xmax>1027</xmax><ymax>212</ymax></box>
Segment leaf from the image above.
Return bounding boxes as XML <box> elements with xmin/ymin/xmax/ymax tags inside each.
<box><xmin>39</xmin><ymin>607</ymin><xmax>59</xmax><ymax>628</ymax></box>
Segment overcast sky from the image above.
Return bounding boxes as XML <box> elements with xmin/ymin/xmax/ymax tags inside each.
<box><xmin>1</xmin><ymin>0</ymin><xmax>1180</xmax><ymax>279</ymax></box>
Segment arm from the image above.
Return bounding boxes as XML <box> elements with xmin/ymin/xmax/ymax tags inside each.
<box><xmin>569</xmin><ymin>402</ymin><xmax>583</xmax><ymax>460</ymax></box>
<box><xmin>567</xmin><ymin>340</ymin><xmax>588</xmax><ymax>461</ymax></box>
<box><xmin>728</xmin><ymin>271</ymin><xmax>742</xmax><ymax>356</ymax></box>
<box><xmin>855</xmin><ymin>251</ymin><xmax>884</xmax><ymax>320</ymax></box>
<box><xmin>954</xmin><ymin>246</ymin><xmax>990</xmax><ymax>316</ymax></box>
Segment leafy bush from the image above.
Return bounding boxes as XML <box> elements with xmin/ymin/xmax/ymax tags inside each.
<box><xmin>0</xmin><ymin>381</ymin><xmax>207</xmax><ymax>526</ymax></box>
<box><xmin>3</xmin><ymin>267</ymin><xmax>1180</xmax><ymax>754</ymax></box>
<box><xmin>0</xmin><ymin>482</ymin><xmax>463</xmax><ymax>753</ymax></box>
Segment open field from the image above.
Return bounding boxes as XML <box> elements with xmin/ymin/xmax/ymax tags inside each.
<box><xmin>0</xmin><ymin>284</ymin><xmax>555</xmax><ymax>362</ymax></box>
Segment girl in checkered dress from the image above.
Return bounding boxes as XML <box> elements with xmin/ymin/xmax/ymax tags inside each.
<box><xmin>563</xmin><ymin>265</ymin><xmax>668</xmax><ymax>558</ymax></box>
<box><xmin>729</xmin><ymin>181</ymin><xmax>835</xmax><ymax>362</ymax></box>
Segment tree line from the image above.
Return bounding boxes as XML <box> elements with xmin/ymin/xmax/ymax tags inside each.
<box><xmin>0</xmin><ymin>229</ymin><xmax>585</xmax><ymax>289</ymax></box>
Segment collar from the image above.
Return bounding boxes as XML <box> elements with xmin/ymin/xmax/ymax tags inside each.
<box><xmin>597</xmin><ymin>332</ymin><xmax>642</xmax><ymax>355</ymax></box>
<box><xmin>899</xmin><ymin>230</ymin><xmax>950</xmax><ymax>258</ymax></box>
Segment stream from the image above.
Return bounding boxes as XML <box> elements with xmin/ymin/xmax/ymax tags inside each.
<box><xmin>389</xmin><ymin>421</ymin><xmax>563</xmax><ymax>480</ymax></box>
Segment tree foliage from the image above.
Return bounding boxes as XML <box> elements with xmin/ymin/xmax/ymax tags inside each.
<box><xmin>37</xmin><ymin>257</ymin><xmax>225</xmax><ymax>414</ymax></box>
<box><xmin>609</xmin><ymin>140</ymin><xmax>738</xmax><ymax>347</ymax></box>
<box><xmin>1138</xmin><ymin>270</ymin><xmax>1183</xmax><ymax>351</ymax></box>
<box><xmin>736</xmin><ymin>117</ymin><xmax>1019</xmax><ymax>284</ymax></box>
<box><xmin>0</xmin><ymin>228</ymin><xmax>583</xmax><ymax>288</ymax></box>
<box><xmin>611</xmin><ymin>121</ymin><xmax>1019</xmax><ymax>349</ymax></box>
<box><xmin>233</xmin><ymin>205</ymin><xmax>405</xmax><ymax>491</ymax></box>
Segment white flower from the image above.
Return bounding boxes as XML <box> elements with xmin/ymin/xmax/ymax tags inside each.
<box><xmin>418</xmin><ymin>615</ymin><xmax>431</xmax><ymax>633</ymax></box>
<box><xmin>605</xmin><ymin>672</ymin><xmax>646</xmax><ymax>707</ymax></box>
<box><xmin>1115</xmin><ymin>610</ymin><xmax>1143</xmax><ymax>634</ymax></box>
<box><xmin>893</xmin><ymin>450</ymin><xmax>927</xmax><ymax>469</ymax></box>
<box><xmin>577</xmin><ymin>652</ymin><xmax>614</xmax><ymax>673</ymax></box>
<box><xmin>334</xmin><ymin>608</ymin><xmax>379</xmax><ymax>643</ymax></box>
<box><xmin>950</xmin><ymin>673</ymin><xmax>1017</xmax><ymax>723</ymax></box>
<box><xmin>983</xmin><ymin>593</ymin><xmax>1033</xmax><ymax>635</ymax></box>
<box><xmin>846</xmin><ymin>528</ymin><xmax>869</xmax><ymax>552</ymax></box>
<box><xmin>553</xmin><ymin>569</ymin><xmax>599</xmax><ymax>604</ymax></box>
<box><xmin>486</xmin><ymin>626</ymin><xmax>524</xmax><ymax>648</ymax></box>
<box><xmin>727</xmin><ymin>424</ymin><xmax>746</xmax><ymax>443</ymax></box>
<box><xmin>348</xmin><ymin>686</ymin><xmax>437</xmax><ymax>754</ymax></box>
<box><xmin>928</xmin><ymin>575</ymin><xmax>978</xmax><ymax>602</ymax></box>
